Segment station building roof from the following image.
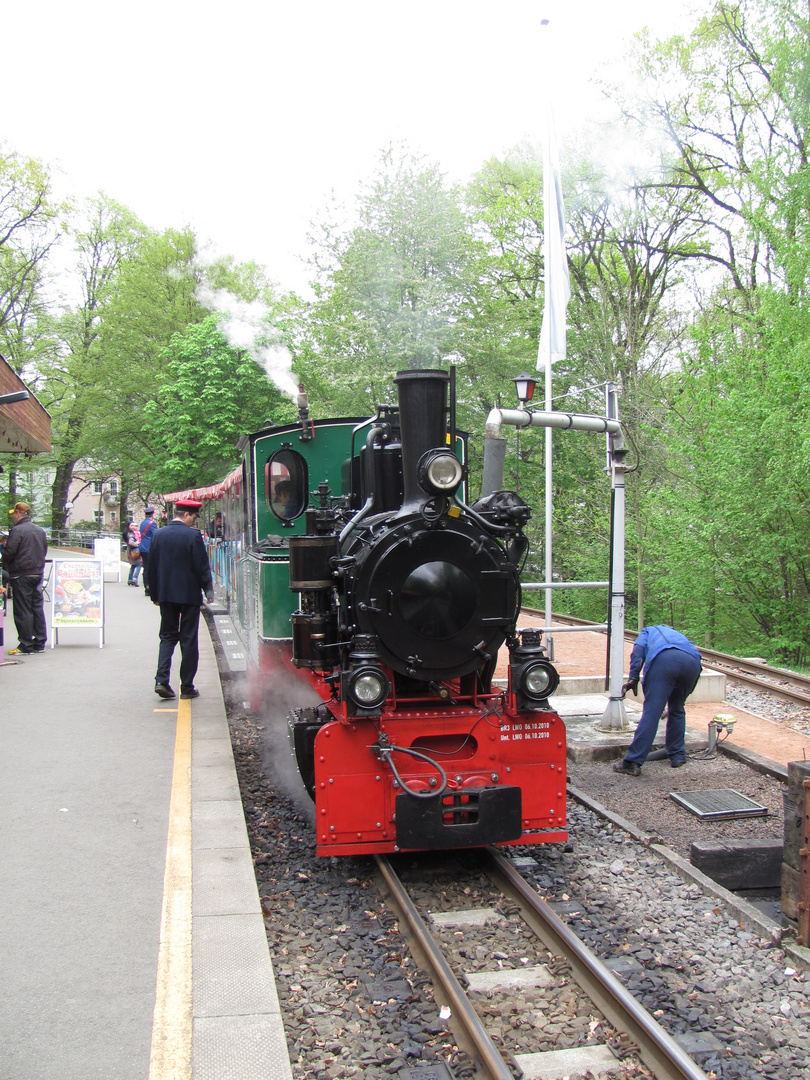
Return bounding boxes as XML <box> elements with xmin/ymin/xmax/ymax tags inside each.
<box><xmin>0</xmin><ymin>354</ymin><xmax>51</xmax><ymax>455</ymax></box>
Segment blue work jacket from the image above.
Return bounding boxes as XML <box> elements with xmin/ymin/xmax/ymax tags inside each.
<box><xmin>629</xmin><ymin>625</ymin><xmax>702</xmax><ymax>685</ymax></box>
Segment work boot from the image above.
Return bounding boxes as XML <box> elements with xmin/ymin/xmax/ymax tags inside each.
<box><xmin>613</xmin><ymin>759</ymin><xmax>641</xmax><ymax>777</ymax></box>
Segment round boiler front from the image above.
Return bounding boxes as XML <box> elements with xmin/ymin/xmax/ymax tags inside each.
<box><xmin>347</xmin><ymin>513</ymin><xmax>519</xmax><ymax>682</ymax></box>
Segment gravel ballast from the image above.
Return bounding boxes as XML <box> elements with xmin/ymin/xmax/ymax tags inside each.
<box><xmin>222</xmin><ymin>668</ymin><xmax>810</xmax><ymax>1080</ymax></box>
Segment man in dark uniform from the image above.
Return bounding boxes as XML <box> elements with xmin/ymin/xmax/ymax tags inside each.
<box><xmin>146</xmin><ymin>499</ymin><xmax>213</xmax><ymax>699</ymax></box>
<box><xmin>613</xmin><ymin>624</ymin><xmax>703</xmax><ymax>776</ymax></box>
<box><xmin>5</xmin><ymin>501</ymin><xmax>48</xmax><ymax>654</ymax></box>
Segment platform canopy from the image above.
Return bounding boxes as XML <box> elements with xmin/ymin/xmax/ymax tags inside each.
<box><xmin>163</xmin><ymin>465</ymin><xmax>242</xmax><ymax>503</ymax></box>
<box><xmin>0</xmin><ymin>354</ymin><xmax>51</xmax><ymax>455</ymax></box>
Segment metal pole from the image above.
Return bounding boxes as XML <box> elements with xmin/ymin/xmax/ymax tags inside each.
<box><xmin>544</xmin><ymin>368</ymin><xmax>553</xmax><ymax>650</ymax></box>
<box><xmin>600</xmin><ymin>384</ymin><xmax>629</xmax><ymax>730</ymax></box>
<box><xmin>605</xmin><ymin>488</ymin><xmax>615</xmax><ymax>691</ymax></box>
<box><xmin>542</xmin><ymin>44</ymin><xmax>554</xmax><ymax>655</ymax></box>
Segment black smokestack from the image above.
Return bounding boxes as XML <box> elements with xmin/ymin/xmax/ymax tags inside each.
<box><xmin>394</xmin><ymin>369</ymin><xmax>449</xmax><ymax>507</ymax></box>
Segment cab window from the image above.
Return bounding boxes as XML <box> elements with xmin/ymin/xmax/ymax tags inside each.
<box><xmin>266</xmin><ymin>448</ymin><xmax>308</xmax><ymax>523</ymax></box>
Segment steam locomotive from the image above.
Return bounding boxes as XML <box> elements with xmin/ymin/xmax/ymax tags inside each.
<box><xmin>165</xmin><ymin>368</ymin><xmax>567</xmax><ymax>857</ymax></box>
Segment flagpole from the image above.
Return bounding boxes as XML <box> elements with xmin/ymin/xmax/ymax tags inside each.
<box><xmin>539</xmin><ymin>17</ymin><xmax>557</xmax><ymax>653</ymax></box>
<box><xmin>544</xmin><ymin>250</ymin><xmax>553</xmax><ymax>650</ymax></box>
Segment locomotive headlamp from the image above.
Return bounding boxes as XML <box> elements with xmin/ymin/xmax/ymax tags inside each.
<box><xmin>510</xmin><ymin>628</ymin><xmax>560</xmax><ymax>711</ymax></box>
<box><xmin>521</xmin><ymin>660</ymin><xmax>559</xmax><ymax>700</ymax></box>
<box><xmin>342</xmin><ymin>636</ymin><xmax>391</xmax><ymax>715</ymax></box>
<box><xmin>347</xmin><ymin>666</ymin><xmax>390</xmax><ymax>710</ymax></box>
<box><xmin>417</xmin><ymin>449</ymin><xmax>463</xmax><ymax>496</ymax></box>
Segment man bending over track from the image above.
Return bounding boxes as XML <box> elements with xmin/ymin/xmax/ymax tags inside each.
<box><xmin>613</xmin><ymin>625</ymin><xmax>703</xmax><ymax>776</ymax></box>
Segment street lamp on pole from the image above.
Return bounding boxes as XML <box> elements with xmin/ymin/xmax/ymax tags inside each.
<box><xmin>512</xmin><ymin>372</ymin><xmax>536</xmax><ymax>407</ymax></box>
<box><xmin>512</xmin><ymin>372</ymin><xmax>537</xmax><ymax>492</ymax></box>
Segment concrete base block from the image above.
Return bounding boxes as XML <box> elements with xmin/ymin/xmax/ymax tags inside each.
<box><xmin>556</xmin><ymin>671</ymin><xmax>725</xmax><ymax>701</ymax></box>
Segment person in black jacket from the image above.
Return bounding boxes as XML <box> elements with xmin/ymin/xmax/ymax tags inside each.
<box><xmin>146</xmin><ymin>499</ymin><xmax>214</xmax><ymax>699</ymax></box>
<box><xmin>5</xmin><ymin>501</ymin><xmax>48</xmax><ymax>654</ymax></box>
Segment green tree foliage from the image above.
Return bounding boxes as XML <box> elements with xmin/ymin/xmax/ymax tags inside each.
<box><xmin>79</xmin><ymin>226</ymin><xmax>208</xmax><ymax>504</ymax></box>
<box><xmin>299</xmin><ymin>147</ymin><xmax>470</xmax><ymax>413</ymax></box>
<box><xmin>143</xmin><ymin>314</ymin><xmax>293</xmax><ymax>492</ymax></box>
<box><xmin>456</xmin><ymin>147</ymin><xmax>702</xmax><ymax>624</ymax></box>
<box><xmin>36</xmin><ymin>195</ymin><xmax>146</xmax><ymax>528</ymax></box>
<box><xmin>0</xmin><ymin>146</ymin><xmax>68</xmax><ymax>370</ymax></box>
<box><xmin>649</xmin><ymin>289</ymin><xmax>810</xmax><ymax>662</ymax></box>
<box><xmin>456</xmin><ymin>151</ymin><xmax>545</xmax><ymax>420</ymax></box>
<box><xmin>618</xmin><ymin>0</ymin><xmax>810</xmax><ymax>658</ymax></box>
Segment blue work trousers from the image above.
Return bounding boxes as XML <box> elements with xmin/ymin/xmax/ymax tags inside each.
<box><xmin>155</xmin><ymin>602</ymin><xmax>201</xmax><ymax>691</ymax></box>
<box><xmin>625</xmin><ymin>648</ymin><xmax>702</xmax><ymax>765</ymax></box>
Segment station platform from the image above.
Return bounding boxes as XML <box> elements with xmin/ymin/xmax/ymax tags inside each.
<box><xmin>0</xmin><ymin>554</ymin><xmax>292</xmax><ymax>1080</ymax></box>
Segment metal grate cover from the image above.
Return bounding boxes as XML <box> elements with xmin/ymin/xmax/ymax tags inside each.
<box><xmin>669</xmin><ymin>788</ymin><xmax>768</xmax><ymax>820</ymax></box>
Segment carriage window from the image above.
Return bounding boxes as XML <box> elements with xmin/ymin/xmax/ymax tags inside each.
<box><xmin>266</xmin><ymin>448</ymin><xmax>308</xmax><ymax>523</ymax></box>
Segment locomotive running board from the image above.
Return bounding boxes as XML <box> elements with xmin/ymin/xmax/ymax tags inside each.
<box><xmin>395</xmin><ymin>787</ymin><xmax>522</xmax><ymax>850</ymax></box>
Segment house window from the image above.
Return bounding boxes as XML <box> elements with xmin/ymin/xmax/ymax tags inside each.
<box><xmin>93</xmin><ymin>480</ymin><xmax>103</xmax><ymax>495</ymax></box>
<box><xmin>93</xmin><ymin>510</ymin><xmax>104</xmax><ymax>525</ymax></box>
<box><xmin>108</xmin><ymin>480</ymin><xmax>118</xmax><ymax>496</ymax></box>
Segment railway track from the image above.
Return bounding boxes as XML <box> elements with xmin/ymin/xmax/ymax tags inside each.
<box><xmin>523</xmin><ymin>609</ymin><xmax>810</xmax><ymax>708</ymax></box>
<box><xmin>375</xmin><ymin>849</ymin><xmax>710</xmax><ymax>1080</ymax></box>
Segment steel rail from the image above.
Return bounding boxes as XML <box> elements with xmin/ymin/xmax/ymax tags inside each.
<box><xmin>697</xmin><ymin>647</ymin><xmax>810</xmax><ymax>687</ymax></box>
<box><xmin>698</xmin><ymin>648</ymin><xmax>810</xmax><ymax>705</ymax></box>
<box><xmin>485</xmin><ymin>849</ymin><xmax>710</xmax><ymax>1080</ymax></box>
<box><xmin>373</xmin><ymin>855</ymin><xmax>514</xmax><ymax>1080</ymax></box>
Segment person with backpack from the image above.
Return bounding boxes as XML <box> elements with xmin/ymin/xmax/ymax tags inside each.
<box><xmin>123</xmin><ymin>521</ymin><xmax>142</xmax><ymax>586</ymax></box>
<box><xmin>138</xmin><ymin>507</ymin><xmax>158</xmax><ymax>598</ymax></box>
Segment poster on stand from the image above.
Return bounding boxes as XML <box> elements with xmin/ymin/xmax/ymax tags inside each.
<box><xmin>94</xmin><ymin>537</ymin><xmax>121</xmax><ymax>581</ymax></box>
<box><xmin>51</xmin><ymin>560</ymin><xmax>104</xmax><ymax>648</ymax></box>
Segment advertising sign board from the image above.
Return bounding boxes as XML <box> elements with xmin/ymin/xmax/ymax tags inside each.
<box><xmin>94</xmin><ymin>537</ymin><xmax>121</xmax><ymax>580</ymax></box>
<box><xmin>51</xmin><ymin>559</ymin><xmax>104</xmax><ymax>648</ymax></box>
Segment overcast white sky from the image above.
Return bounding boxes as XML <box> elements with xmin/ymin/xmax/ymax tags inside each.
<box><xmin>5</xmin><ymin>0</ymin><xmax>699</xmax><ymax>294</ymax></box>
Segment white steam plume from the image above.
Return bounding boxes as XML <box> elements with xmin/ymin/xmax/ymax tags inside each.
<box><xmin>197</xmin><ymin>285</ymin><xmax>299</xmax><ymax>400</ymax></box>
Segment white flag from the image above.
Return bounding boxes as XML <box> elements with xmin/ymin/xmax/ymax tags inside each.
<box><xmin>537</xmin><ymin>96</ymin><xmax>570</xmax><ymax>368</ymax></box>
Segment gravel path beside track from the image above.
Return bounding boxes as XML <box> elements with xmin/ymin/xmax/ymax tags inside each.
<box><xmin>566</xmin><ymin>750</ymin><xmax>784</xmax><ymax>862</ymax></box>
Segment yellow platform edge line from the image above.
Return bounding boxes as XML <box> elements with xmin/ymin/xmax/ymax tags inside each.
<box><xmin>149</xmin><ymin>697</ymin><xmax>193</xmax><ymax>1080</ymax></box>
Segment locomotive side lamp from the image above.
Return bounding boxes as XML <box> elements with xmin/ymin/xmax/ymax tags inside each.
<box><xmin>512</xmin><ymin>372</ymin><xmax>536</xmax><ymax>407</ymax></box>
<box><xmin>512</xmin><ymin>372</ymin><xmax>536</xmax><ymax>492</ymax></box>
<box><xmin>509</xmin><ymin>627</ymin><xmax>560</xmax><ymax>710</ymax></box>
<box><xmin>342</xmin><ymin>634</ymin><xmax>390</xmax><ymax>715</ymax></box>
<box><xmin>417</xmin><ymin>448</ymin><xmax>463</xmax><ymax>496</ymax></box>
